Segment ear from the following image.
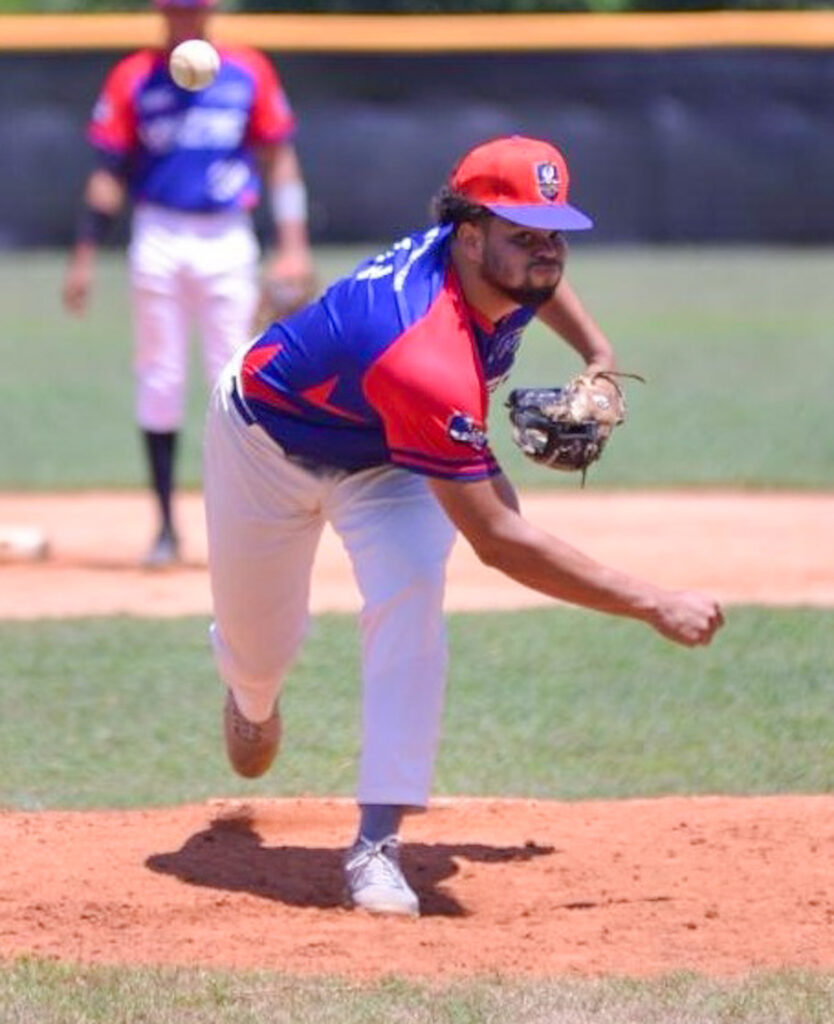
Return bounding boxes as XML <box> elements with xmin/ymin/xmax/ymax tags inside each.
<box><xmin>456</xmin><ymin>221</ymin><xmax>486</xmax><ymax>263</ymax></box>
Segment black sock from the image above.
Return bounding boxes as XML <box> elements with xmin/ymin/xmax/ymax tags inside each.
<box><xmin>357</xmin><ymin>804</ymin><xmax>405</xmax><ymax>844</ymax></box>
<box><xmin>142</xmin><ymin>430</ymin><xmax>178</xmax><ymax>536</ymax></box>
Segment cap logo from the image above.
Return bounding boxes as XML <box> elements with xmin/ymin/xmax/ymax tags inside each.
<box><xmin>535</xmin><ymin>161</ymin><xmax>561</xmax><ymax>202</ymax></box>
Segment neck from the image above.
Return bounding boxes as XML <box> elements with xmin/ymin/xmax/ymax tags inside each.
<box><xmin>164</xmin><ymin>13</ymin><xmax>211</xmax><ymax>49</ymax></box>
<box><xmin>449</xmin><ymin>237</ymin><xmax>519</xmax><ymax>325</ymax></box>
<box><xmin>167</xmin><ymin>31</ymin><xmax>208</xmax><ymax>48</ymax></box>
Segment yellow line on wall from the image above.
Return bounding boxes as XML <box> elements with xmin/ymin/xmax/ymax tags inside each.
<box><xmin>1</xmin><ymin>11</ymin><xmax>834</xmax><ymax>52</ymax></box>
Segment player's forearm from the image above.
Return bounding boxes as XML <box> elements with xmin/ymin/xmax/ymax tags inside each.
<box><xmin>433</xmin><ymin>476</ymin><xmax>659</xmax><ymax>620</ymax></box>
<box><xmin>265</xmin><ymin>144</ymin><xmax>310</xmax><ymax>252</ymax></box>
<box><xmin>475</xmin><ymin>514</ymin><xmax>661</xmax><ymax>622</ymax></box>
<box><xmin>537</xmin><ymin>278</ymin><xmax>616</xmax><ymax>372</ymax></box>
<box><xmin>73</xmin><ymin>169</ymin><xmax>125</xmax><ymax>254</ymax></box>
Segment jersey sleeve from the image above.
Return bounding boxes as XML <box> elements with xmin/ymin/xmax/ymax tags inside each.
<box><xmin>86</xmin><ymin>52</ymin><xmax>150</xmax><ymax>157</ymax></box>
<box><xmin>362</xmin><ymin>288</ymin><xmax>500</xmax><ymax>481</ymax></box>
<box><xmin>233</xmin><ymin>48</ymin><xmax>296</xmax><ymax>145</ymax></box>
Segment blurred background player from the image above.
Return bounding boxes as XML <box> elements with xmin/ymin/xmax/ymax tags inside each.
<box><xmin>204</xmin><ymin>134</ymin><xmax>724</xmax><ymax>917</ymax></box>
<box><xmin>62</xmin><ymin>0</ymin><xmax>314</xmax><ymax>568</ymax></box>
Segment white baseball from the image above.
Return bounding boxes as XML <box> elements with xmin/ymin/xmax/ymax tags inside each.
<box><xmin>0</xmin><ymin>525</ymin><xmax>49</xmax><ymax>563</ymax></box>
<box><xmin>169</xmin><ymin>39</ymin><xmax>221</xmax><ymax>91</ymax></box>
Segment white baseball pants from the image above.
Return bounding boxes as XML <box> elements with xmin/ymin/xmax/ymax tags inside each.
<box><xmin>203</xmin><ymin>357</ymin><xmax>457</xmax><ymax>809</ymax></box>
<box><xmin>129</xmin><ymin>204</ymin><xmax>259</xmax><ymax>432</ymax></box>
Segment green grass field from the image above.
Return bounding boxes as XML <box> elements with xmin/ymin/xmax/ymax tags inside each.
<box><xmin>1</xmin><ymin>608</ymin><xmax>832</xmax><ymax>810</ymax></box>
<box><xmin>4</xmin><ymin>960</ymin><xmax>834</xmax><ymax>1024</ymax></box>
<box><xmin>1</xmin><ymin>247</ymin><xmax>832</xmax><ymax>1021</ymax></box>
<box><xmin>1</xmin><ymin>246</ymin><xmax>833</xmax><ymax>489</ymax></box>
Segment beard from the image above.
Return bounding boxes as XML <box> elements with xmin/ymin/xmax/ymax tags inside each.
<box><xmin>492</xmin><ymin>280</ymin><xmax>558</xmax><ymax>308</ymax></box>
<box><xmin>480</xmin><ymin>259</ymin><xmax>562</xmax><ymax>309</ymax></box>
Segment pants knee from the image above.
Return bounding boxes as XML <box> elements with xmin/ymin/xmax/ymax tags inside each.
<box><xmin>210</xmin><ymin>621</ymin><xmax>306</xmax><ymax>702</ymax></box>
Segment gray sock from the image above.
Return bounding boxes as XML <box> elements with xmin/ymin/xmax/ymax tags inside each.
<box><xmin>357</xmin><ymin>803</ymin><xmax>405</xmax><ymax>843</ymax></box>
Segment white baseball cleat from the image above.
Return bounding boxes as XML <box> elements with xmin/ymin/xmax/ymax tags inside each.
<box><xmin>343</xmin><ymin>834</ymin><xmax>419</xmax><ymax>917</ymax></box>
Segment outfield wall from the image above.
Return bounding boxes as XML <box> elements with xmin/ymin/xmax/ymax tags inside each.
<box><xmin>1</xmin><ymin>12</ymin><xmax>832</xmax><ymax>246</ymax></box>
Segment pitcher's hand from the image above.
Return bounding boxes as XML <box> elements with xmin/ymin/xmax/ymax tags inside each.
<box><xmin>649</xmin><ymin>590</ymin><xmax>724</xmax><ymax>647</ymax></box>
<box><xmin>266</xmin><ymin>247</ymin><xmax>315</xmax><ymax>301</ymax></box>
<box><xmin>62</xmin><ymin>253</ymin><xmax>94</xmax><ymax>316</ymax></box>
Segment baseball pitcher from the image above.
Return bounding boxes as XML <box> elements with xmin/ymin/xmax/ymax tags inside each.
<box><xmin>204</xmin><ymin>134</ymin><xmax>724</xmax><ymax>917</ymax></box>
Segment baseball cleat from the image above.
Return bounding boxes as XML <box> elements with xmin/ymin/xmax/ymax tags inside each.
<box><xmin>343</xmin><ymin>834</ymin><xmax>419</xmax><ymax>917</ymax></box>
<box><xmin>223</xmin><ymin>690</ymin><xmax>281</xmax><ymax>778</ymax></box>
<box><xmin>142</xmin><ymin>528</ymin><xmax>180</xmax><ymax>570</ymax></box>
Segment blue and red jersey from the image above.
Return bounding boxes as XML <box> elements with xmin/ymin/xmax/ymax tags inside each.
<box><xmin>87</xmin><ymin>45</ymin><xmax>295</xmax><ymax>212</ymax></box>
<box><xmin>239</xmin><ymin>225</ymin><xmax>536</xmax><ymax>481</ymax></box>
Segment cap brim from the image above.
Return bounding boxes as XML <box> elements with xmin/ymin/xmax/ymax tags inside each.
<box><xmin>487</xmin><ymin>203</ymin><xmax>593</xmax><ymax>231</ymax></box>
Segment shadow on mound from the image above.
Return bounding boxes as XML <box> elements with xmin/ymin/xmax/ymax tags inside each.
<box><xmin>145</xmin><ymin>811</ymin><xmax>556</xmax><ymax>917</ymax></box>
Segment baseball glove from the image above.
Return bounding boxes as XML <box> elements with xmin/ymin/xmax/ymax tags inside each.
<box><xmin>505</xmin><ymin>371</ymin><xmax>644</xmax><ymax>479</ymax></box>
<box><xmin>251</xmin><ymin>274</ymin><xmax>317</xmax><ymax>335</ymax></box>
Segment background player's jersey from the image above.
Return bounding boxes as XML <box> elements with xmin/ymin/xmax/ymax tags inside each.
<box><xmin>87</xmin><ymin>46</ymin><xmax>295</xmax><ymax>212</ymax></box>
<box><xmin>239</xmin><ymin>225</ymin><xmax>536</xmax><ymax>480</ymax></box>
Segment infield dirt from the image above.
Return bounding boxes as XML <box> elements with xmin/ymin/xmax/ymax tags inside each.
<box><xmin>1</xmin><ymin>489</ymin><xmax>832</xmax><ymax>978</ymax></box>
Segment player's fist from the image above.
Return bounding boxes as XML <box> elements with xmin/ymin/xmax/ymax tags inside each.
<box><xmin>649</xmin><ymin>589</ymin><xmax>724</xmax><ymax>647</ymax></box>
<box><xmin>169</xmin><ymin>39</ymin><xmax>220</xmax><ymax>91</ymax></box>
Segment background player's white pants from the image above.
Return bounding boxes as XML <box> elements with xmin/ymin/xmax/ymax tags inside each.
<box><xmin>204</xmin><ymin>361</ymin><xmax>457</xmax><ymax>809</ymax></box>
<box><xmin>129</xmin><ymin>205</ymin><xmax>259</xmax><ymax>432</ymax></box>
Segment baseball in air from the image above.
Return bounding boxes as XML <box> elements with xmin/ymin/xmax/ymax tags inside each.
<box><xmin>169</xmin><ymin>39</ymin><xmax>220</xmax><ymax>91</ymax></box>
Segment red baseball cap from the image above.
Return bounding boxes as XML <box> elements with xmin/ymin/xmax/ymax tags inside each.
<box><xmin>450</xmin><ymin>135</ymin><xmax>593</xmax><ymax>232</ymax></box>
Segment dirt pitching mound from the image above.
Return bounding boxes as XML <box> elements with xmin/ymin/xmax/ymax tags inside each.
<box><xmin>1</xmin><ymin>795</ymin><xmax>833</xmax><ymax>978</ymax></box>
